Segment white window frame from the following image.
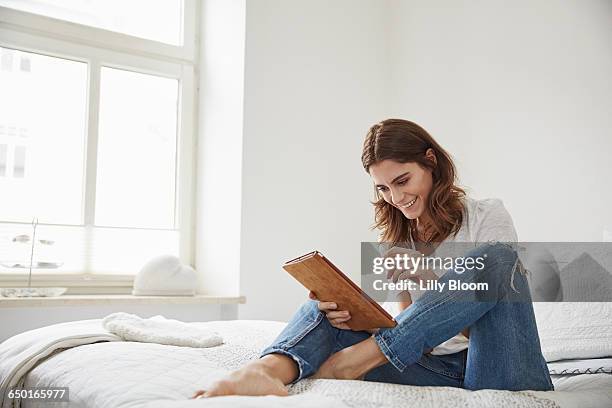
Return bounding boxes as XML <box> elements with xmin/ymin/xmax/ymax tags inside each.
<box><xmin>0</xmin><ymin>2</ymin><xmax>198</xmax><ymax>291</ymax></box>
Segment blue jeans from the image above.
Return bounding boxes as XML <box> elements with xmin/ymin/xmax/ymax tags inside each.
<box><xmin>261</xmin><ymin>242</ymin><xmax>554</xmax><ymax>391</ymax></box>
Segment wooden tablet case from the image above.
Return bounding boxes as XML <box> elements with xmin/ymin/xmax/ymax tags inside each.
<box><xmin>283</xmin><ymin>251</ymin><xmax>396</xmax><ymax>331</ymax></box>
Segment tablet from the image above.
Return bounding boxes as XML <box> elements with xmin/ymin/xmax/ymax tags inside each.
<box><xmin>283</xmin><ymin>251</ymin><xmax>396</xmax><ymax>331</ymax></box>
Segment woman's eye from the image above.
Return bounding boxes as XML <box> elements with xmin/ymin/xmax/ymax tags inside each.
<box><xmin>397</xmin><ymin>179</ymin><xmax>408</xmax><ymax>186</ymax></box>
<box><xmin>377</xmin><ymin>186</ymin><xmax>388</xmax><ymax>192</ymax></box>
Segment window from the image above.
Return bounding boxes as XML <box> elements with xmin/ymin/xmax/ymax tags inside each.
<box><xmin>0</xmin><ymin>47</ymin><xmax>87</xmax><ymax>224</ymax></box>
<box><xmin>0</xmin><ymin>0</ymin><xmax>183</xmax><ymax>45</ymax></box>
<box><xmin>96</xmin><ymin>67</ymin><xmax>178</xmax><ymax>229</ymax></box>
<box><xmin>0</xmin><ymin>2</ymin><xmax>196</xmax><ymax>285</ymax></box>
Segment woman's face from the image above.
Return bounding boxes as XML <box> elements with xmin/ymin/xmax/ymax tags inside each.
<box><xmin>368</xmin><ymin>158</ymin><xmax>434</xmax><ymax>221</ymax></box>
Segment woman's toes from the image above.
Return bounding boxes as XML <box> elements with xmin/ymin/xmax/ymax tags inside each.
<box><xmin>191</xmin><ymin>390</ymin><xmax>206</xmax><ymax>399</ymax></box>
<box><xmin>200</xmin><ymin>379</ymin><xmax>236</xmax><ymax>397</ymax></box>
<box><xmin>191</xmin><ymin>368</ymin><xmax>288</xmax><ymax>398</ymax></box>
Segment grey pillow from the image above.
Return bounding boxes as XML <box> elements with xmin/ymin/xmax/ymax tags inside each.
<box><xmin>559</xmin><ymin>252</ymin><xmax>612</xmax><ymax>302</ymax></box>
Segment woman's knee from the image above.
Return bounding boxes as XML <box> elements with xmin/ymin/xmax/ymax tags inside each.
<box><xmin>467</xmin><ymin>242</ymin><xmax>519</xmax><ymax>274</ymax></box>
<box><xmin>463</xmin><ymin>242</ymin><xmax>523</xmax><ymax>291</ymax></box>
<box><xmin>470</xmin><ymin>242</ymin><xmax>518</xmax><ymax>263</ymax></box>
<box><xmin>478</xmin><ymin>243</ymin><xmax>532</xmax><ymax>299</ymax></box>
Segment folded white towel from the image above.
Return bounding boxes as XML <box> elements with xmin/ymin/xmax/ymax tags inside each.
<box><xmin>102</xmin><ymin>312</ymin><xmax>223</xmax><ymax>348</ymax></box>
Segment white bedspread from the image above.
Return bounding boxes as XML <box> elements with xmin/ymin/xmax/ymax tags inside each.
<box><xmin>0</xmin><ymin>320</ymin><xmax>121</xmax><ymax>408</ymax></box>
<box><xmin>3</xmin><ymin>319</ymin><xmax>611</xmax><ymax>408</ymax></box>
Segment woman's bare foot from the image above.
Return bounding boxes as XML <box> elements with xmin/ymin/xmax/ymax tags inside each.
<box><xmin>192</xmin><ymin>366</ymin><xmax>288</xmax><ymax>398</ymax></box>
<box><xmin>191</xmin><ymin>355</ymin><xmax>297</xmax><ymax>399</ymax></box>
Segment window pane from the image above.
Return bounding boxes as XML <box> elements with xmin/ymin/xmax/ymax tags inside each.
<box><xmin>0</xmin><ymin>47</ymin><xmax>87</xmax><ymax>225</ymax></box>
<box><xmin>0</xmin><ymin>0</ymin><xmax>183</xmax><ymax>46</ymax></box>
<box><xmin>0</xmin><ymin>223</ymin><xmax>179</xmax><ymax>275</ymax></box>
<box><xmin>96</xmin><ymin>67</ymin><xmax>178</xmax><ymax>229</ymax></box>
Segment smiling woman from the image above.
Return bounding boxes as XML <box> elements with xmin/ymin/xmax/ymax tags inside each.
<box><xmin>362</xmin><ymin>119</ymin><xmax>466</xmax><ymax>246</ymax></box>
<box><xmin>191</xmin><ymin>118</ymin><xmax>553</xmax><ymax>399</ymax></box>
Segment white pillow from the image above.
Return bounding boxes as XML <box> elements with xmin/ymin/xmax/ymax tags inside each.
<box><xmin>534</xmin><ymin>302</ymin><xmax>612</xmax><ymax>362</ymax></box>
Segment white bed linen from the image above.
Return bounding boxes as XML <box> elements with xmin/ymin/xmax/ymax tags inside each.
<box><xmin>9</xmin><ymin>319</ymin><xmax>609</xmax><ymax>408</ymax></box>
<box><xmin>533</xmin><ymin>302</ymin><xmax>612</xmax><ymax>362</ymax></box>
<box><xmin>529</xmin><ymin>374</ymin><xmax>612</xmax><ymax>408</ymax></box>
<box><xmin>0</xmin><ymin>319</ymin><xmax>121</xmax><ymax>408</ymax></box>
<box><xmin>548</xmin><ymin>358</ymin><xmax>612</xmax><ymax>375</ymax></box>
<box><xmin>102</xmin><ymin>312</ymin><xmax>223</xmax><ymax>348</ymax></box>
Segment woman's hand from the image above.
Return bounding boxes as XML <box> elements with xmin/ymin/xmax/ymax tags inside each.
<box><xmin>383</xmin><ymin>246</ymin><xmax>438</xmax><ymax>284</ymax></box>
<box><xmin>308</xmin><ymin>291</ymin><xmax>352</xmax><ymax>330</ymax></box>
<box><xmin>396</xmin><ymin>290</ymin><xmax>413</xmax><ymax>311</ymax></box>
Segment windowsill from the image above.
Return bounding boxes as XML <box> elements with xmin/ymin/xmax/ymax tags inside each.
<box><xmin>0</xmin><ymin>294</ymin><xmax>246</xmax><ymax>308</ymax></box>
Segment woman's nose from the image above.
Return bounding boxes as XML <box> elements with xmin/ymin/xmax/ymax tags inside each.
<box><xmin>391</xmin><ymin>190</ymin><xmax>403</xmax><ymax>205</ymax></box>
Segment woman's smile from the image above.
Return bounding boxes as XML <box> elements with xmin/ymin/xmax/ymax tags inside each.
<box><xmin>397</xmin><ymin>196</ymin><xmax>418</xmax><ymax>210</ymax></box>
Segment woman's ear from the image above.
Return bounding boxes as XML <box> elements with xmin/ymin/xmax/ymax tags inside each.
<box><xmin>425</xmin><ymin>148</ymin><xmax>437</xmax><ymax>166</ymax></box>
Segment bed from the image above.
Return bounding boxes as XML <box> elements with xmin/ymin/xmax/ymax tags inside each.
<box><xmin>3</xmin><ymin>244</ymin><xmax>612</xmax><ymax>408</ymax></box>
<box><xmin>2</xmin><ymin>315</ymin><xmax>611</xmax><ymax>408</ymax></box>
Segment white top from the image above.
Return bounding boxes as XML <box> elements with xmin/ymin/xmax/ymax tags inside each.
<box><xmin>381</xmin><ymin>196</ymin><xmax>519</xmax><ymax>355</ymax></box>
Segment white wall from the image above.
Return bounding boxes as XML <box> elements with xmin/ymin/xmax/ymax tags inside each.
<box><xmin>238</xmin><ymin>0</ymin><xmax>390</xmax><ymax>320</ymax></box>
<box><xmin>195</xmin><ymin>0</ymin><xmax>246</xmax><ymax>296</ymax></box>
<box><xmin>387</xmin><ymin>0</ymin><xmax>612</xmax><ymax>241</ymax></box>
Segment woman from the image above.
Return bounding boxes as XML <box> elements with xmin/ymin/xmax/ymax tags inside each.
<box><xmin>192</xmin><ymin>119</ymin><xmax>553</xmax><ymax>398</ymax></box>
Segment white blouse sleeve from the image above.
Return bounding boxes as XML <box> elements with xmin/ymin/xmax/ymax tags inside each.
<box><xmin>473</xmin><ymin>198</ymin><xmax>519</xmax><ymax>243</ymax></box>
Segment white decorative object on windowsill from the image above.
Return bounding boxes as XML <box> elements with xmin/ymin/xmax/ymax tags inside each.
<box><xmin>132</xmin><ymin>255</ymin><xmax>196</xmax><ymax>296</ymax></box>
<box><xmin>0</xmin><ymin>217</ymin><xmax>67</xmax><ymax>298</ymax></box>
<box><xmin>0</xmin><ymin>287</ymin><xmax>67</xmax><ymax>297</ymax></box>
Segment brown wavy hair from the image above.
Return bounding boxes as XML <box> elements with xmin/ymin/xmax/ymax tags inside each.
<box><xmin>361</xmin><ymin>119</ymin><xmax>466</xmax><ymax>245</ymax></box>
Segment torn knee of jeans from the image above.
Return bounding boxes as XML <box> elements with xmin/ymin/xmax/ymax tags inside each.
<box><xmin>510</xmin><ymin>257</ymin><xmax>528</xmax><ymax>293</ymax></box>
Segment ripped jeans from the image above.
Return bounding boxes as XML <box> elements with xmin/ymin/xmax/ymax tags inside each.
<box><xmin>260</xmin><ymin>242</ymin><xmax>554</xmax><ymax>391</ymax></box>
